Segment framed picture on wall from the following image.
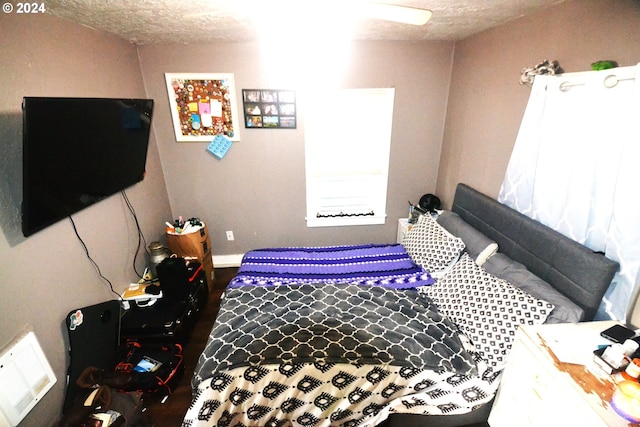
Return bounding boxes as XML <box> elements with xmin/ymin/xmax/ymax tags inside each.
<box><xmin>165</xmin><ymin>73</ymin><xmax>241</xmax><ymax>142</ymax></box>
<box><xmin>242</xmin><ymin>89</ymin><xmax>296</xmax><ymax>129</ymax></box>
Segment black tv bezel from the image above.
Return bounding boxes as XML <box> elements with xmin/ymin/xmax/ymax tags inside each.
<box><xmin>21</xmin><ymin>96</ymin><xmax>154</xmax><ymax>237</ymax></box>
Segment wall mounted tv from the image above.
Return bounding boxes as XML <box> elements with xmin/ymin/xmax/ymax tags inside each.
<box><xmin>22</xmin><ymin>97</ymin><xmax>154</xmax><ymax>237</ymax></box>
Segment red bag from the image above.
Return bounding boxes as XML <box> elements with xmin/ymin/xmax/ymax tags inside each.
<box><xmin>115</xmin><ymin>341</ymin><xmax>184</xmax><ymax>401</ymax></box>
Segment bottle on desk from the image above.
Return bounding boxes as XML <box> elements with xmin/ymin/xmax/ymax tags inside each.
<box><xmin>149</xmin><ymin>241</ymin><xmax>170</xmax><ymax>278</ymax></box>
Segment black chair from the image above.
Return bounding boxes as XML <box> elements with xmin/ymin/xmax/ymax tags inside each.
<box><xmin>63</xmin><ymin>300</ymin><xmax>121</xmax><ymax>412</ymax></box>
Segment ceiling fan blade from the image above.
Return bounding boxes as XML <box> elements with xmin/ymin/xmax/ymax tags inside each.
<box><xmin>184</xmin><ymin>1</ymin><xmax>432</xmax><ymax>27</ymax></box>
<box><xmin>362</xmin><ymin>3</ymin><xmax>432</xmax><ymax>26</ymax></box>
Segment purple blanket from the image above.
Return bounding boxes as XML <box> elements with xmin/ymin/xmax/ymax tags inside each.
<box><xmin>228</xmin><ymin>244</ymin><xmax>434</xmax><ymax>289</ymax></box>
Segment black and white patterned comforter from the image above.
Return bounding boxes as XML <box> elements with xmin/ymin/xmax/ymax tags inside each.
<box><xmin>185</xmin><ymin>283</ymin><xmax>500</xmax><ymax>426</ymax></box>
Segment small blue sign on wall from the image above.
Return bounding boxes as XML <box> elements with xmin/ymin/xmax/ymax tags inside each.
<box><xmin>206</xmin><ymin>134</ymin><xmax>233</xmax><ymax>159</ymax></box>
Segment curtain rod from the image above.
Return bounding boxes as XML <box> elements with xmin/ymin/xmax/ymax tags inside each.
<box><xmin>558</xmin><ymin>74</ymin><xmax>636</xmax><ymax>92</ymax></box>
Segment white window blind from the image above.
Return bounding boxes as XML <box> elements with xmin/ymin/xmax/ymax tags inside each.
<box><xmin>305</xmin><ymin>88</ymin><xmax>395</xmax><ymax>227</ymax></box>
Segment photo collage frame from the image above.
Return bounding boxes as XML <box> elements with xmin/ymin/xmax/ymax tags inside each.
<box><xmin>242</xmin><ymin>89</ymin><xmax>296</xmax><ymax>129</ymax></box>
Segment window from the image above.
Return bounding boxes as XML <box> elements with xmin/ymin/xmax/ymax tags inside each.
<box><xmin>305</xmin><ymin>88</ymin><xmax>395</xmax><ymax>227</ymax></box>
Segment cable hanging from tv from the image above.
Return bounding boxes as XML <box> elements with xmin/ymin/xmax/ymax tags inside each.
<box><xmin>316</xmin><ymin>210</ymin><xmax>375</xmax><ymax>218</ymax></box>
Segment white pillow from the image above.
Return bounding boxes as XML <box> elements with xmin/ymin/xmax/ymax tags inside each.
<box><xmin>402</xmin><ymin>213</ymin><xmax>466</xmax><ymax>275</ymax></box>
<box><xmin>419</xmin><ymin>254</ymin><xmax>554</xmax><ymax>370</ymax></box>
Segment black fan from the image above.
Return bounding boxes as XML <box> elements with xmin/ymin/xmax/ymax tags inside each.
<box><xmin>419</xmin><ymin>194</ymin><xmax>441</xmax><ymax>212</ymax></box>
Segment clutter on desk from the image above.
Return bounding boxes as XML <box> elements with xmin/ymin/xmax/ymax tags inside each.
<box><xmin>122</xmin><ymin>282</ymin><xmax>162</xmax><ymax>301</ymax></box>
<box><xmin>119</xmin><ymin>259</ymin><xmax>208</xmax><ymax>345</ymax></box>
<box><xmin>148</xmin><ymin>242</ymin><xmax>170</xmax><ymax>278</ymax></box>
<box><xmin>165</xmin><ymin>216</ymin><xmax>204</xmax><ymax>235</ymax></box>
<box><xmin>617</xmin><ymin>358</ymin><xmax>640</xmax><ymax>383</ymax></box>
<box><xmin>165</xmin><ymin>217</ymin><xmax>215</xmax><ymax>292</ymax></box>
<box><xmin>611</xmin><ymin>380</ymin><xmax>640</xmax><ymax>423</ymax></box>
<box><xmin>593</xmin><ymin>338</ymin><xmax>640</xmax><ymax>375</ymax></box>
<box><xmin>123</xmin><ymin>259</ymin><xmax>205</xmax><ymax>310</ymax></box>
<box><xmin>121</xmin><ymin>271</ymin><xmax>163</xmax><ymax>309</ymax></box>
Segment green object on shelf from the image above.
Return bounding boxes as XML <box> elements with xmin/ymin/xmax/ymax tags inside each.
<box><xmin>591</xmin><ymin>60</ymin><xmax>618</xmax><ymax>71</ymax></box>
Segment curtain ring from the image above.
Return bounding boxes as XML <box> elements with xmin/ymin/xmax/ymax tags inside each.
<box><xmin>604</xmin><ymin>75</ymin><xmax>619</xmax><ymax>88</ymax></box>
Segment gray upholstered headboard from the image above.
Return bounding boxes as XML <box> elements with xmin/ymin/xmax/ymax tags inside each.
<box><xmin>451</xmin><ymin>183</ymin><xmax>618</xmax><ymax>321</ymax></box>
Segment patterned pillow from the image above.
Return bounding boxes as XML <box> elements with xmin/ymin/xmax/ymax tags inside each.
<box><xmin>483</xmin><ymin>253</ymin><xmax>584</xmax><ymax>323</ymax></box>
<box><xmin>419</xmin><ymin>254</ymin><xmax>554</xmax><ymax>369</ymax></box>
<box><xmin>402</xmin><ymin>214</ymin><xmax>466</xmax><ymax>275</ymax></box>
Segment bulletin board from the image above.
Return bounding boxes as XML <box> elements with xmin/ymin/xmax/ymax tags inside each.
<box><xmin>165</xmin><ymin>73</ymin><xmax>241</xmax><ymax>142</ymax></box>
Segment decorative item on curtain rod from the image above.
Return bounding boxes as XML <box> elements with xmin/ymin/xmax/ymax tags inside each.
<box><xmin>499</xmin><ymin>63</ymin><xmax>640</xmax><ymax>321</ymax></box>
<box><xmin>519</xmin><ymin>59</ymin><xmax>563</xmax><ymax>86</ymax></box>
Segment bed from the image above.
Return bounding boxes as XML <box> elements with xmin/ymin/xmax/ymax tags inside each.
<box><xmin>183</xmin><ymin>183</ymin><xmax>618</xmax><ymax>427</ymax></box>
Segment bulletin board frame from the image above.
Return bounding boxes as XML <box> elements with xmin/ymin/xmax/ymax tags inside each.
<box><xmin>165</xmin><ymin>73</ymin><xmax>241</xmax><ymax>142</ymax></box>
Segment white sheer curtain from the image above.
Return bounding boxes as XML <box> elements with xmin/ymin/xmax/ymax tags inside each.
<box><xmin>499</xmin><ymin>64</ymin><xmax>640</xmax><ymax>320</ymax></box>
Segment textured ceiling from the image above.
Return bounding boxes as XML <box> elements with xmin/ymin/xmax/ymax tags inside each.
<box><xmin>46</xmin><ymin>0</ymin><xmax>565</xmax><ymax>45</ymax></box>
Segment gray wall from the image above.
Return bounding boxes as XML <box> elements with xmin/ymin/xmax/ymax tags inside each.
<box><xmin>138</xmin><ymin>41</ymin><xmax>454</xmax><ymax>257</ymax></box>
<box><xmin>0</xmin><ymin>13</ymin><xmax>171</xmax><ymax>426</ymax></box>
<box><xmin>1</xmin><ymin>0</ymin><xmax>639</xmax><ymax>424</ymax></box>
<box><xmin>437</xmin><ymin>0</ymin><xmax>640</xmax><ymax>205</ymax></box>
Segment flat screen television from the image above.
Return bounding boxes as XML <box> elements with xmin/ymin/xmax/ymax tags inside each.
<box><xmin>22</xmin><ymin>97</ymin><xmax>154</xmax><ymax>237</ymax></box>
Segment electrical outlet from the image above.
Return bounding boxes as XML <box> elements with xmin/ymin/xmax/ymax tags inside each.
<box><xmin>226</xmin><ymin>230</ymin><xmax>234</xmax><ymax>241</ymax></box>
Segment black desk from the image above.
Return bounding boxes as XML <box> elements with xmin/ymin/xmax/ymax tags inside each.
<box><xmin>120</xmin><ymin>263</ymin><xmax>208</xmax><ymax>344</ymax></box>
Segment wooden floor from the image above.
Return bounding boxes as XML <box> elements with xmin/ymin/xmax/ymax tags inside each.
<box><xmin>143</xmin><ymin>267</ymin><xmax>236</xmax><ymax>425</ymax></box>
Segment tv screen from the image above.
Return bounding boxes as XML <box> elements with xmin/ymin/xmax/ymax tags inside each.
<box><xmin>22</xmin><ymin>97</ymin><xmax>154</xmax><ymax>237</ymax></box>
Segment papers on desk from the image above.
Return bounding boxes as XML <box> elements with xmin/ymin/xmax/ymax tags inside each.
<box><xmin>122</xmin><ymin>283</ymin><xmax>162</xmax><ymax>300</ymax></box>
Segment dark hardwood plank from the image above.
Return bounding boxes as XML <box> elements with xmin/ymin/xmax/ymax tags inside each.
<box><xmin>143</xmin><ymin>267</ymin><xmax>235</xmax><ymax>425</ymax></box>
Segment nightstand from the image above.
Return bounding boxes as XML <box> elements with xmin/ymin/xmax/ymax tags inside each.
<box><xmin>488</xmin><ymin>320</ymin><xmax>639</xmax><ymax>427</ymax></box>
<box><xmin>397</xmin><ymin>218</ymin><xmax>411</xmax><ymax>244</ymax></box>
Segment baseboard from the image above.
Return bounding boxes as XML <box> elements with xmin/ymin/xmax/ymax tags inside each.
<box><xmin>212</xmin><ymin>254</ymin><xmax>244</xmax><ymax>268</ymax></box>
